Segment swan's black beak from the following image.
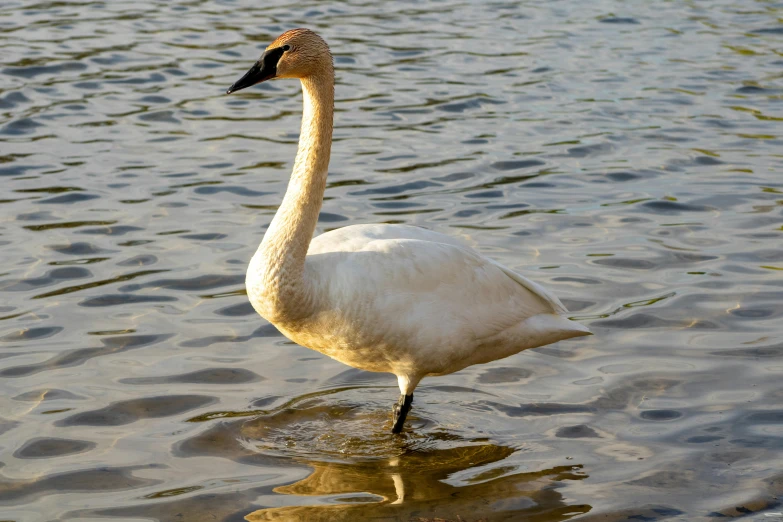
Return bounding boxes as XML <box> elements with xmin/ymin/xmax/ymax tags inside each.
<box><xmin>226</xmin><ymin>47</ymin><xmax>285</xmax><ymax>94</ymax></box>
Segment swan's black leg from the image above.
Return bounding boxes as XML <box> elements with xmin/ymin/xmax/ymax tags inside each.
<box><xmin>391</xmin><ymin>393</ymin><xmax>413</xmax><ymax>434</ymax></box>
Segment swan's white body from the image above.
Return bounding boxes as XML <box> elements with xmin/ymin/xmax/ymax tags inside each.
<box><xmin>249</xmin><ymin>223</ymin><xmax>589</xmax><ymax>394</ymax></box>
<box><xmin>229</xmin><ymin>29</ymin><xmax>590</xmax><ymax>430</ymax></box>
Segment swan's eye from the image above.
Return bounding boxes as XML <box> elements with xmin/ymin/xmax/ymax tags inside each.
<box><xmin>282</xmin><ymin>44</ymin><xmax>291</xmax><ymax>52</ymax></box>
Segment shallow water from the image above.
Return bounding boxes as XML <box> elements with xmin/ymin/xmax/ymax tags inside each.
<box><xmin>1</xmin><ymin>0</ymin><xmax>782</xmax><ymax>520</ymax></box>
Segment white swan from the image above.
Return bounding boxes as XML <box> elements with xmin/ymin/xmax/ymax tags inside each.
<box><xmin>226</xmin><ymin>29</ymin><xmax>591</xmax><ymax>433</ymax></box>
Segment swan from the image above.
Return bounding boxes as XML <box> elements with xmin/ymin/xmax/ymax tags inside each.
<box><xmin>226</xmin><ymin>29</ymin><xmax>591</xmax><ymax>434</ymax></box>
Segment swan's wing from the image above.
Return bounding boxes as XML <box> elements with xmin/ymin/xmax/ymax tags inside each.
<box><xmin>308</xmin><ymin>223</ymin><xmax>472</xmax><ymax>255</ymax></box>
<box><xmin>307</xmin><ymin>238</ymin><xmax>563</xmax><ymax>341</ymax></box>
<box><xmin>485</xmin><ymin>258</ymin><xmax>568</xmax><ymax>315</ymax></box>
<box><xmin>309</xmin><ymin>224</ymin><xmax>567</xmax><ymax>314</ymax></box>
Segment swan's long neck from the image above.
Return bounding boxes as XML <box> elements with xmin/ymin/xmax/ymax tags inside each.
<box><xmin>250</xmin><ymin>72</ymin><xmax>334</xmax><ymax>320</ymax></box>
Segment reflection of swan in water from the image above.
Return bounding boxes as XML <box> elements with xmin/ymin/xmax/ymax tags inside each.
<box><xmin>244</xmin><ymin>443</ymin><xmax>591</xmax><ymax>521</ymax></box>
<box><xmin>226</xmin><ymin>28</ymin><xmax>590</xmax><ymax>433</ymax></box>
<box><xmin>174</xmin><ymin>390</ymin><xmax>591</xmax><ymax>521</ymax></box>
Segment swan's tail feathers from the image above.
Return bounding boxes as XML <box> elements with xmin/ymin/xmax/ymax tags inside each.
<box><xmin>526</xmin><ymin>313</ymin><xmax>592</xmax><ymax>344</ymax></box>
<box><xmin>560</xmin><ymin>318</ymin><xmax>592</xmax><ymax>339</ymax></box>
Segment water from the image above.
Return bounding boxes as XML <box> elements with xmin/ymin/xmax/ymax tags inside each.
<box><xmin>1</xmin><ymin>0</ymin><xmax>782</xmax><ymax>520</ymax></box>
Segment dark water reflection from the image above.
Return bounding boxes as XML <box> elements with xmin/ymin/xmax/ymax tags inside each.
<box><xmin>1</xmin><ymin>0</ymin><xmax>783</xmax><ymax>520</ymax></box>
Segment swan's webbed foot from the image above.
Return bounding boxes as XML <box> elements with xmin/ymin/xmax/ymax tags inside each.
<box><xmin>391</xmin><ymin>393</ymin><xmax>413</xmax><ymax>434</ymax></box>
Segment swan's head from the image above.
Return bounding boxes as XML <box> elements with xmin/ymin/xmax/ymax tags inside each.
<box><xmin>226</xmin><ymin>28</ymin><xmax>332</xmax><ymax>94</ymax></box>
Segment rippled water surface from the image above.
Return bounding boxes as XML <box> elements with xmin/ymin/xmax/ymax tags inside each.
<box><xmin>2</xmin><ymin>0</ymin><xmax>783</xmax><ymax>520</ymax></box>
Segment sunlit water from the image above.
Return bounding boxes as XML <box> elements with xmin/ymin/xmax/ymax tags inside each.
<box><xmin>1</xmin><ymin>0</ymin><xmax>782</xmax><ymax>520</ymax></box>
